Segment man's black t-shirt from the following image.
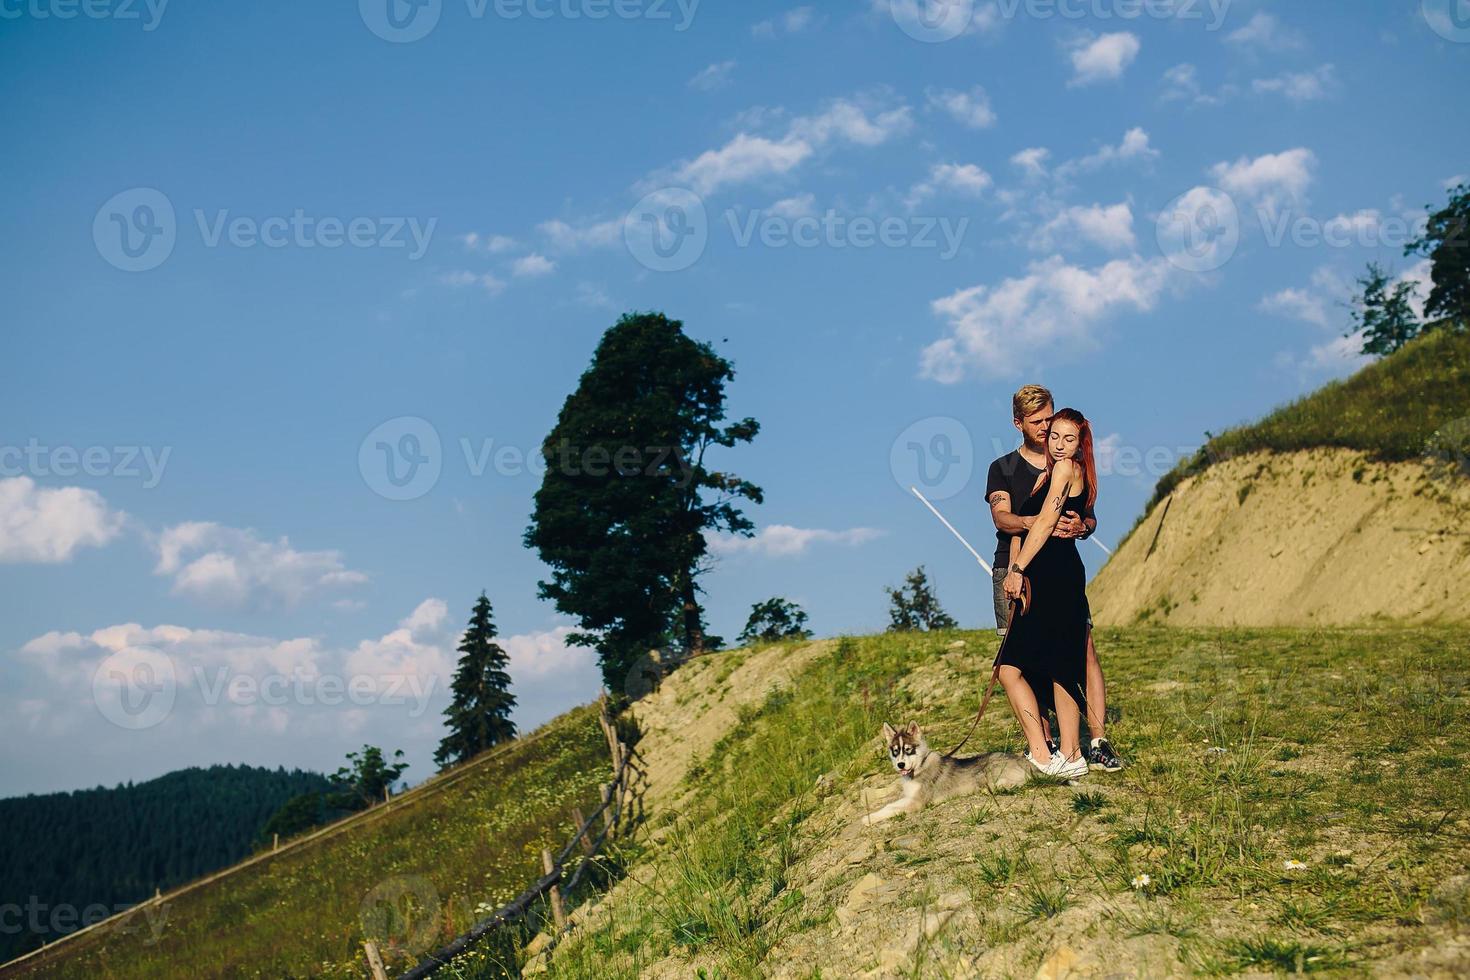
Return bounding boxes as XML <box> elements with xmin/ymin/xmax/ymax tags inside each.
<box><xmin>985</xmin><ymin>451</ymin><xmax>1045</xmax><ymax>566</ymax></box>
<box><xmin>984</xmin><ymin>450</ymin><xmax>1095</xmax><ymax>567</ymax></box>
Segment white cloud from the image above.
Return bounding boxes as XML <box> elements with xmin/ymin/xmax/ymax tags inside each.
<box><xmin>537</xmin><ymin>217</ymin><xmax>622</xmax><ymax>253</ymax></box>
<box><xmin>1011</xmin><ymin>147</ymin><xmax>1051</xmax><ymax>180</ymax></box>
<box><xmin>501</xmin><ymin>625</ymin><xmax>594</xmax><ymax>681</ymax></box>
<box><xmin>1226</xmin><ymin>12</ymin><xmax>1303</xmax><ymax>52</ymax></box>
<box><xmin>708</xmin><ymin>524</ymin><xmax>884</xmax><ymax>558</ymax></box>
<box><xmin>1259</xmin><ymin>266</ymin><xmax>1351</xmax><ymax>331</ymax></box>
<box><xmin>1252</xmin><ymin>65</ymin><xmax>1335</xmax><ymax>103</ymax></box>
<box><xmin>925</xmin><ymin>86</ymin><xmax>997</xmax><ymax>129</ymax></box>
<box><xmin>672</xmin><ymin>134</ymin><xmax>814</xmax><ymax>196</ymax></box>
<box><xmin>688</xmin><ymin>60</ymin><xmax>736</xmax><ymax>91</ymax></box>
<box><xmin>460</xmin><ymin>232</ymin><xmax>517</xmax><ymax>253</ymax></box>
<box><xmin>573</xmin><ymin>281</ymin><xmax>616</xmax><ymax>309</ymax></box>
<box><xmin>908</xmin><ymin>162</ymin><xmax>992</xmax><ymax>208</ymax></box>
<box><xmin>438</xmin><ymin>270</ymin><xmax>506</xmax><ymax>294</ymax></box>
<box><xmin>1160</xmin><ymin>62</ymin><xmax>1232</xmax><ymax>106</ymax></box>
<box><xmin>153</xmin><ymin>521</ymin><xmax>367</xmax><ymax>606</ymax></box>
<box><xmin>658</xmin><ymin>95</ymin><xmax>912</xmax><ymax>196</ymax></box>
<box><xmin>769</xmin><ymin>193</ymin><xmax>817</xmax><ymax>218</ymax></box>
<box><xmin>920</xmin><ymin>254</ymin><xmax>1175</xmax><ymax>381</ymax></box>
<box><xmin>1398</xmin><ymin>259</ymin><xmax>1434</xmax><ymax>321</ymax></box>
<box><xmin>0</xmin><ymin>477</ymin><xmax>125</xmax><ymax>564</ymax></box>
<box><xmin>512</xmin><ymin>253</ymin><xmax>556</xmax><ymax>278</ymax></box>
<box><xmin>1032</xmin><ymin>202</ymin><xmax>1135</xmax><ymax>252</ymax></box>
<box><xmin>1210</xmin><ymin>148</ymin><xmax>1315</xmax><ymax>213</ymax></box>
<box><xmin>1068</xmin><ymin>32</ymin><xmax>1141</xmax><ymax>87</ymax></box>
<box><xmin>753</xmin><ymin>6</ymin><xmax>816</xmax><ymax>37</ymax></box>
<box><xmin>1058</xmin><ymin>127</ymin><xmax>1159</xmax><ymax>179</ymax></box>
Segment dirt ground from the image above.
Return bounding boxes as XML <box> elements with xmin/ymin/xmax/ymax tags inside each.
<box><xmin>1088</xmin><ymin>449</ymin><xmax>1470</xmax><ymax>628</ymax></box>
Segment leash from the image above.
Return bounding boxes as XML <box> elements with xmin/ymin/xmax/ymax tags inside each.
<box><xmin>943</xmin><ymin>576</ymin><xmax>1029</xmax><ymax>758</ymax></box>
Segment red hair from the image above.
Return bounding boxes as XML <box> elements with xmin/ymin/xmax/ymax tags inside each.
<box><xmin>1047</xmin><ymin>407</ymin><xmax>1097</xmax><ymax>509</ymax></box>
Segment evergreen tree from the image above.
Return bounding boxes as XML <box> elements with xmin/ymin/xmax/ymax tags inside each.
<box><xmin>738</xmin><ymin>597</ymin><xmax>812</xmax><ymax>644</ymax></box>
<box><xmin>435</xmin><ymin>594</ymin><xmax>517</xmax><ymax>769</ymax></box>
<box><xmin>525</xmin><ymin>312</ymin><xmax>762</xmax><ymax>692</ymax></box>
<box><xmin>331</xmin><ymin>745</ymin><xmax>409</xmax><ymax>808</ymax></box>
<box><xmin>885</xmin><ymin>566</ymin><xmax>958</xmax><ymax>632</ymax></box>
<box><xmin>1407</xmin><ymin>181</ymin><xmax>1470</xmax><ymax>327</ymax></box>
<box><xmin>1349</xmin><ymin>262</ymin><xmax>1422</xmax><ymax>356</ymax></box>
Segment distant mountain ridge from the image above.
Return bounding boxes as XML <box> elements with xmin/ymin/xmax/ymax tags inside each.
<box><xmin>0</xmin><ymin>763</ymin><xmax>330</xmax><ymax>963</ymax></box>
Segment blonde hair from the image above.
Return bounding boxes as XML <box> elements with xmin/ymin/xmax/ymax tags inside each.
<box><xmin>1012</xmin><ymin>384</ymin><xmax>1054</xmax><ymax>420</ymax></box>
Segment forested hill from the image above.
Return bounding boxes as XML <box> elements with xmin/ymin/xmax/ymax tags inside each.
<box><xmin>0</xmin><ymin>764</ymin><xmax>330</xmax><ymax>962</ymax></box>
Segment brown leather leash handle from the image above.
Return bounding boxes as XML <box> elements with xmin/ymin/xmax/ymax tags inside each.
<box><xmin>943</xmin><ymin>574</ymin><xmax>1029</xmax><ymax>758</ymax></box>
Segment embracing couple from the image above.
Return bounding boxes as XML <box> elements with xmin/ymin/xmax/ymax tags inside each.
<box><xmin>985</xmin><ymin>384</ymin><xmax>1123</xmax><ymax>779</ymax></box>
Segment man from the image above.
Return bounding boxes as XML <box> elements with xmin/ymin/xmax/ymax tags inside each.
<box><xmin>985</xmin><ymin>384</ymin><xmax>1123</xmax><ymax>772</ymax></box>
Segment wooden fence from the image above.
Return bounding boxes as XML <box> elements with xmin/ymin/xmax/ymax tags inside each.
<box><xmin>369</xmin><ymin>696</ymin><xmax>643</xmax><ymax>980</ymax></box>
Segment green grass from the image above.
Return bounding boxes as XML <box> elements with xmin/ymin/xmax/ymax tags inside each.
<box><xmin>1141</xmin><ymin>325</ymin><xmax>1470</xmax><ymax>518</ymax></box>
<box><xmin>4</xmin><ymin>706</ymin><xmax>611</xmax><ymax>980</ymax></box>
<box><xmin>545</xmin><ymin>626</ymin><xmax>1470</xmax><ymax>978</ymax></box>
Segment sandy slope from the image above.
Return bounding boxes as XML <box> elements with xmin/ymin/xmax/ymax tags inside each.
<box><xmin>1088</xmin><ymin>449</ymin><xmax>1470</xmax><ymax>627</ymax></box>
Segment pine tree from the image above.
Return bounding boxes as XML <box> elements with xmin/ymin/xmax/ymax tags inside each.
<box><xmin>1406</xmin><ymin>181</ymin><xmax>1470</xmax><ymax>327</ymax></box>
<box><xmin>1349</xmin><ymin>262</ymin><xmax>1421</xmax><ymax>356</ymax></box>
<box><xmin>885</xmin><ymin>566</ymin><xmax>958</xmax><ymax>632</ymax></box>
<box><xmin>524</xmin><ymin>312</ymin><xmax>762</xmax><ymax>690</ymax></box>
<box><xmin>435</xmin><ymin>593</ymin><xmax>517</xmax><ymax>770</ymax></box>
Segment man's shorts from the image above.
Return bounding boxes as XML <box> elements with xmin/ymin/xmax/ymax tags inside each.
<box><xmin>993</xmin><ymin>565</ymin><xmax>1093</xmax><ymax>636</ymax></box>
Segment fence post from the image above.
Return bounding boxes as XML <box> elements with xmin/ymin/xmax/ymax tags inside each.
<box><xmin>363</xmin><ymin>940</ymin><xmax>389</xmax><ymax>980</ymax></box>
<box><xmin>599</xmin><ymin>784</ymin><xmax>613</xmax><ymax>833</ymax></box>
<box><xmin>541</xmin><ymin>848</ymin><xmax>567</xmax><ymax>933</ymax></box>
<box><xmin>571</xmin><ymin>807</ymin><xmax>594</xmax><ymax>856</ymax></box>
<box><xmin>272</xmin><ymin>832</ymin><xmax>279</xmax><ymax>853</ymax></box>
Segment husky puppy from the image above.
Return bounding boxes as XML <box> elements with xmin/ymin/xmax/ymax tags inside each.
<box><xmin>862</xmin><ymin>722</ymin><xmax>1031</xmax><ymax>825</ymax></box>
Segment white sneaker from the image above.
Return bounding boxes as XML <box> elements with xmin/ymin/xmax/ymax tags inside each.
<box><xmin>1053</xmin><ymin>752</ymin><xmax>1089</xmax><ymax>780</ymax></box>
<box><xmin>1025</xmin><ymin>750</ymin><xmax>1053</xmax><ymax>775</ymax></box>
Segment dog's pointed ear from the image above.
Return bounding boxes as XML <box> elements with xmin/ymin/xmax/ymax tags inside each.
<box><xmin>881</xmin><ymin>722</ymin><xmax>896</xmax><ymax>741</ymax></box>
<box><xmin>904</xmin><ymin>721</ymin><xmax>921</xmax><ymax>738</ymax></box>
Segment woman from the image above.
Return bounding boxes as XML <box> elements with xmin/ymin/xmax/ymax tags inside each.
<box><xmin>999</xmin><ymin>408</ymin><xmax>1097</xmax><ymax>779</ymax></box>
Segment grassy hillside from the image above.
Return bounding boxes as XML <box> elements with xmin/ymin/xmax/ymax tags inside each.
<box><xmin>0</xmin><ymin>705</ymin><xmax>611</xmax><ymax>979</ymax></box>
<box><xmin>543</xmin><ymin>628</ymin><xmax>1470</xmax><ymax>978</ymax></box>
<box><xmin>1145</xmin><ymin>326</ymin><xmax>1470</xmax><ymax>517</ymax></box>
<box><xmin>0</xmin><ymin>764</ymin><xmax>332</xmax><ymax>964</ymax></box>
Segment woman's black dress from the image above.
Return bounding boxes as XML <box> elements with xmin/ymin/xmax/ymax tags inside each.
<box><xmin>997</xmin><ymin>475</ymin><xmax>1090</xmax><ymax>715</ymax></box>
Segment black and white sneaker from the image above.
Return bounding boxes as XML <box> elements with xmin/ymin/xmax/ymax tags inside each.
<box><xmin>1088</xmin><ymin>738</ymin><xmax>1124</xmax><ymax>772</ymax></box>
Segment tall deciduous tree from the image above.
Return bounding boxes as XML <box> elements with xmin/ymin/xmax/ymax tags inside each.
<box><xmin>1407</xmin><ymin>182</ymin><xmax>1470</xmax><ymax>327</ymax></box>
<box><xmin>885</xmin><ymin>566</ymin><xmax>958</xmax><ymax>632</ymax></box>
<box><xmin>738</xmin><ymin>597</ymin><xmax>812</xmax><ymax>644</ymax></box>
<box><xmin>525</xmin><ymin>312</ymin><xmax>762</xmax><ymax>692</ymax></box>
<box><xmin>1350</xmin><ymin>262</ymin><xmax>1421</xmax><ymax>357</ymax></box>
<box><xmin>435</xmin><ymin>593</ymin><xmax>517</xmax><ymax>769</ymax></box>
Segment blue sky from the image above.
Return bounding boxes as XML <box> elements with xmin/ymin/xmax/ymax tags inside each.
<box><xmin>3</xmin><ymin>0</ymin><xmax>1466</xmax><ymax>796</ymax></box>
